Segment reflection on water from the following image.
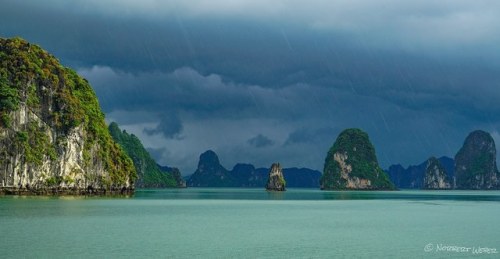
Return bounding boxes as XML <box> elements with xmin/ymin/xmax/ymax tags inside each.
<box><xmin>3</xmin><ymin>188</ymin><xmax>500</xmax><ymax>202</ymax></box>
<box><xmin>266</xmin><ymin>191</ymin><xmax>286</xmax><ymax>200</ymax></box>
<box><xmin>133</xmin><ymin>188</ymin><xmax>500</xmax><ymax>202</ymax></box>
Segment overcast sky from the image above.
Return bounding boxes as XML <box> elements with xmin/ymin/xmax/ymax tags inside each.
<box><xmin>2</xmin><ymin>0</ymin><xmax>500</xmax><ymax>174</ymax></box>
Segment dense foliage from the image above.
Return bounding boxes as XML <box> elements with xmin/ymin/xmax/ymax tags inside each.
<box><xmin>14</xmin><ymin>122</ymin><xmax>57</xmax><ymax>166</ymax></box>
<box><xmin>0</xmin><ymin>37</ymin><xmax>136</xmax><ymax>187</ymax></box>
<box><xmin>321</xmin><ymin>128</ymin><xmax>395</xmax><ymax>190</ymax></box>
<box><xmin>108</xmin><ymin>122</ymin><xmax>179</xmax><ymax>188</ymax></box>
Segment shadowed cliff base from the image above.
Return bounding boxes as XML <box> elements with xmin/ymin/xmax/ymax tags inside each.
<box><xmin>0</xmin><ymin>186</ymin><xmax>134</xmax><ymax>196</ymax></box>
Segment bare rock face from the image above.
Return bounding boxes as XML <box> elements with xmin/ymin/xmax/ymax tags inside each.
<box><xmin>455</xmin><ymin>130</ymin><xmax>499</xmax><ymax>189</ymax></box>
<box><xmin>423</xmin><ymin>157</ymin><xmax>451</xmax><ymax>189</ymax></box>
<box><xmin>265</xmin><ymin>163</ymin><xmax>286</xmax><ymax>191</ymax></box>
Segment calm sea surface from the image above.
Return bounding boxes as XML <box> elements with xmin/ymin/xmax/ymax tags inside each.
<box><xmin>1</xmin><ymin>188</ymin><xmax>500</xmax><ymax>258</ymax></box>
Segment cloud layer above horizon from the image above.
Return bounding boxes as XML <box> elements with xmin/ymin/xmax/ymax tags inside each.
<box><xmin>2</xmin><ymin>0</ymin><xmax>500</xmax><ymax>174</ymax></box>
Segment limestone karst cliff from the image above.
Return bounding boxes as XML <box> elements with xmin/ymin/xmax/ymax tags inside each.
<box><xmin>320</xmin><ymin>128</ymin><xmax>395</xmax><ymax>190</ymax></box>
<box><xmin>0</xmin><ymin>37</ymin><xmax>136</xmax><ymax>194</ymax></box>
<box><xmin>423</xmin><ymin>157</ymin><xmax>451</xmax><ymax>189</ymax></box>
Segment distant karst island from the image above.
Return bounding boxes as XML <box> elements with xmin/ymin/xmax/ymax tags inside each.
<box><xmin>1</xmin><ymin>37</ymin><xmax>499</xmax><ymax>195</ymax></box>
<box><xmin>186</xmin><ymin>150</ymin><xmax>320</xmax><ymax>188</ymax></box>
<box><xmin>386</xmin><ymin>130</ymin><xmax>500</xmax><ymax>190</ymax></box>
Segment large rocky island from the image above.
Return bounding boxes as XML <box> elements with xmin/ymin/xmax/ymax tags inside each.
<box><xmin>0</xmin><ymin>37</ymin><xmax>136</xmax><ymax>195</ymax></box>
<box><xmin>320</xmin><ymin>128</ymin><xmax>395</xmax><ymax>190</ymax></box>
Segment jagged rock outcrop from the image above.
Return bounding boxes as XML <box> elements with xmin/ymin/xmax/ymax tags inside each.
<box><xmin>320</xmin><ymin>128</ymin><xmax>395</xmax><ymax>190</ymax></box>
<box><xmin>108</xmin><ymin>122</ymin><xmax>184</xmax><ymax>188</ymax></box>
<box><xmin>386</xmin><ymin>156</ymin><xmax>454</xmax><ymax>189</ymax></box>
<box><xmin>455</xmin><ymin>130</ymin><xmax>499</xmax><ymax>189</ymax></box>
<box><xmin>187</xmin><ymin>150</ymin><xmax>234</xmax><ymax>187</ymax></box>
<box><xmin>265</xmin><ymin>163</ymin><xmax>286</xmax><ymax>191</ymax></box>
<box><xmin>0</xmin><ymin>37</ymin><xmax>136</xmax><ymax>194</ymax></box>
<box><xmin>423</xmin><ymin>157</ymin><xmax>451</xmax><ymax>189</ymax></box>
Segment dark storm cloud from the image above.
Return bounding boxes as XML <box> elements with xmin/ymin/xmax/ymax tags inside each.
<box><xmin>284</xmin><ymin>127</ymin><xmax>336</xmax><ymax>146</ymax></box>
<box><xmin>146</xmin><ymin>147</ymin><xmax>168</xmax><ymax>164</ymax></box>
<box><xmin>2</xmin><ymin>0</ymin><xmax>500</xmax><ymax>173</ymax></box>
<box><xmin>79</xmin><ymin>65</ymin><xmax>339</xmax><ymax>123</ymax></box>
<box><xmin>247</xmin><ymin>134</ymin><xmax>275</xmax><ymax>148</ymax></box>
<box><xmin>78</xmin><ymin>62</ymin><xmax>500</xmax><ymax>171</ymax></box>
<box><xmin>4</xmin><ymin>0</ymin><xmax>499</xmax><ymax>87</ymax></box>
<box><xmin>143</xmin><ymin>112</ymin><xmax>184</xmax><ymax>139</ymax></box>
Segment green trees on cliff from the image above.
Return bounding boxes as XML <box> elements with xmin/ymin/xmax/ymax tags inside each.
<box><xmin>0</xmin><ymin>37</ymin><xmax>136</xmax><ymax>188</ymax></box>
<box><xmin>109</xmin><ymin>122</ymin><xmax>183</xmax><ymax>188</ymax></box>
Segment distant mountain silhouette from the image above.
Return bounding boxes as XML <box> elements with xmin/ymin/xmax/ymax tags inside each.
<box><xmin>187</xmin><ymin>150</ymin><xmax>321</xmax><ymax>188</ymax></box>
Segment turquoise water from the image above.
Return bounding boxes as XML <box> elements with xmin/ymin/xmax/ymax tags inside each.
<box><xmin>1</xmin><ymin>189</ymin><xmax>500</xmax><ymax>258</ymax></box>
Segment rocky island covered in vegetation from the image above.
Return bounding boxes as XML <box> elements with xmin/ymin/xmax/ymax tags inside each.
<box><xmin>455</xmin><ymin>130</ymin><xmax>499</xmax><ymax>189</ymax></box>
<box><xmin>0</xmin><ymin>37</ymin><xmax>136</xmax><ymax>195</ymax></box>
<box><xmin>320</xmin><ymin>128</ymin><xmax>395</xmax><ymax>190</ymax></box>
